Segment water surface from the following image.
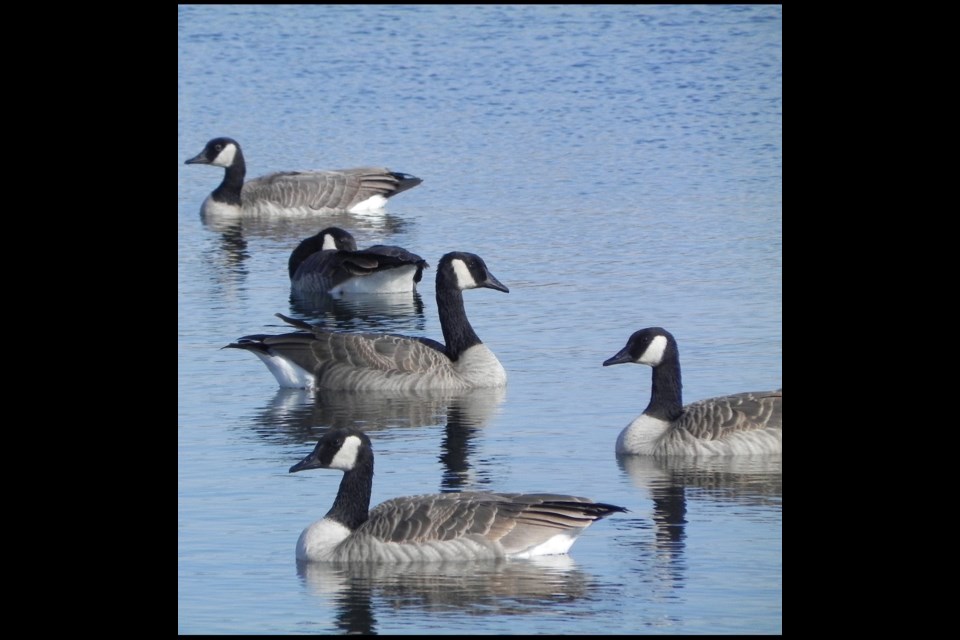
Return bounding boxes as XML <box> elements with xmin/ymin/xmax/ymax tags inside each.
<box><xmin>178</xmin><ymin>4</ymin><xmax>782</xmax><ymax>634</ymax></box>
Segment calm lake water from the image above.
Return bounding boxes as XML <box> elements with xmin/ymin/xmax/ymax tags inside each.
<box><xmin>178</xmin><ymin>4</ymin><xmax>782</xmax><ymax>635</ymax></box>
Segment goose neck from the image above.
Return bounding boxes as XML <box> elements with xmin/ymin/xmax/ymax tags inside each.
<box><xmin>646</xmin><ymin>357</ymin><xmax>684</xmax><ymax>422</ymax></box>
<box><xmin>436</xmin><ymin>287</ymin><xmax>481</xmax><ymax>360</ymax></box>
<box><xmin>211</xmin><ymin>151</ymin><xmax>246</xmax><ymax>206</ymax></box>
<box><xmin>325</xmin><ymin>452</ymin><xmax>374</xmax><ymax>530</ymax></box>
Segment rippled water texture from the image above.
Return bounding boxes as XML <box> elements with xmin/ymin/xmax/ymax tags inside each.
<box><xmin>179</xmin><ymin>4</ymin><xmax>782</xmax><ymax>634</ymax></box>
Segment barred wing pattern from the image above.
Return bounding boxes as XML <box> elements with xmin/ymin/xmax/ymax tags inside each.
<box><xmin>243</xmin><ymin>168</ymin><xmax>417</xmax><ymax>213</ymax></box>
<box><xmin>331</xmin><ymin>492</ymin><xmax>626</xmax><ymax>561</ymax></box>
<box><xmin>676</xmin><ymin>390</ymin><xmax>782</xmax><ymax>441</ymax></box>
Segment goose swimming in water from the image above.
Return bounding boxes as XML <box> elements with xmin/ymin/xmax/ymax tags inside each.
<box><xmin>288</xmin><ymin>226</ymin><xmax>428</xmax><ymax>295</ymax></box>
<box><xmin>227</xmin><ymin>251</ymin><xmax>508</xmax><ymax>391</ymax></box>
<box><xmin>185</xmin><ymin>137</ymin><xmax>422</xmax><ymax>217</ymax></box>
<box><xmin>603</xmin><ymin>327</ymin><xmax>782</xmax><ymax>456</ymax></box>
<box><xmin>289</xmin><ymin>427</ymin><xmax>628</xmax><ymax>563</ymax></box>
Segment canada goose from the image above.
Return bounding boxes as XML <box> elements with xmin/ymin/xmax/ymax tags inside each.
<box><xmin>289</xmin><ymin>427</ymin><xmax>628</xmax><ymax>563</ymax></box>
<box><xmin>288</xmin><ymin>227</ymin><xmax>428</xmax><ymax>295</ymax></box>
<box><xmin>185</xmin><ymin>137</ymin><xmax>422</xmax><ymax>217</ymax></box>
<box><xmin>226</xmin><ymin>251</ymin><xmax>509</xmax><ymax>390</ymax></box>
<box><xmin>603</xmin><ymin>327</ymin><xmax>782</xmax><ymax>456</ymax></box>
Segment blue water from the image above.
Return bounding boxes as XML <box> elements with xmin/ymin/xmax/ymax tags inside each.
<box><xmin>178</xmin><ymin>4</ymin><xmax>782</xmax><ymax>635</ymax></box>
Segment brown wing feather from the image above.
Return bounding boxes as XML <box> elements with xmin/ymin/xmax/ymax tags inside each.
<box><xmin>235</xmin><ymin>331</ymin><xmax>450</xmax><ymax>376</ymax></box>
<box><xmin>676</xmin><ymin>390</ymin><xmax>782</xmax><ymax>440</ymax></box>
<box><xmin>359</xmin><ymin>492</ymin><xmax>626</xmax><ymax>554</ymax></box>
<box><xmin>244</xmin><ymin>168</ymin><xmax>402</xmax><ymax>210</ymax></box>
<box><xmin>312</xmin><ymin>332</ymin><xmax>451</xmax><ymax>372</ymax></box>
<box><xmin>361</xmin><ymin>493</ymin><xmax>498</xmax><ymax>543</ymax></box>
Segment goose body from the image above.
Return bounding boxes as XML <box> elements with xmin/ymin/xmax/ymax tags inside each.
<box><xmin>185</xmin><ymin>137</ymin><xmax>422</xmax><ymax>217</ymax></box>
<box><xmin>289</xmin><ymin>227</ymin><xmax>428</xmax><ymax>295</ymax></box>
<box><xmin>289</xmin><ymin>428</ymin><xmax>627</xmax><ymax>563</ymax></box>
<box><xmin>603</xmin><ymin>327</ymin><xmax>782</xmax><ymax>456</ymax></box>
<box><xmin>227</xmin><ymin>252</ymin><xmax>508</xmax><ymax>391</ymax></box>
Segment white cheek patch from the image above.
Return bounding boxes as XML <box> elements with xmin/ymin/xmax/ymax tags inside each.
<box><xmin>451</xmin><ymin>258</ymin><xmax>478</xmax><ymax>289</ymax></box>
<box><xmin>329</xmin><ymin>435</ymin><xmax>363</xmax><ymax>470</ymax></box>
<box><xmin>638</xmin><ymin>334</ymin><xmax>668</xmax><ymax>366</ymax></box>
<box><xmin>321</xmin><ymin>234</ymin><xmax>339</xmax><ymax>250</ymax></box>
<box><xmin>212</xmin><ymin>143</ymin><xmax>238</xmax><ymax>168</ymax></box>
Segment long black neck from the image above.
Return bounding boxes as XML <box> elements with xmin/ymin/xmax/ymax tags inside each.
<box><xmin>437</xmin><ymin>287</ymin><xmax>482</xmax><ymax>360</ymax></box>
<box><xmin>324</xmin><ymin>448</ymin><xmax>374</xmax><ymax>531</ymax></box>
<box><xmin>211</xmin><ymin>148</ymin><xmax>246</xmax><ymax>206</ymax></box>
<box><xmin>645</xmin><ymin>353</ymin><xmax>684</xmax><ymax>422</ymax></box>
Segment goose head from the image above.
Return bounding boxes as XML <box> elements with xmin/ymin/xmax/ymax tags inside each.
<box><xmin>603</xmin><ymin>327</ymin><xmax>676</xmax><ymax>368</ymax></box>
<box><xmin>185</xmin><ymin>136</ymin><xmax>243</xmax><ymax>169</ymax></box>
<box><xmin>290</xmin><ymin>427</ymin><xmax>372</xmax><ymax>474</ymax></box>
<box><xmin>437</xmin><ymin>251</ymin><xmax>510</xmax><ymax>293</ymax></box>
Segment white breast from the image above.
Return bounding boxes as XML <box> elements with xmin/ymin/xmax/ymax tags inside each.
<box><xmin>616</xmin><ymin>414</ymin><xmax>672</xmax><ymax>456</ymax></box>
<box><xmin>452</xmin><ymin>345</ymin><xmax>507</xmax><ymax>388</ymax></box>
<box><xmin>200</xmin><ymin>196</ymin><xmax>242</xmax><ymax>218</ymax></box>
<box><xmin>296</xmin><ymin>518</ymin><xmax>353</xmax><ymax>562</ymax></box>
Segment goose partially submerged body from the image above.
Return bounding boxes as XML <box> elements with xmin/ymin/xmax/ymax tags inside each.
<box><xmin>288</xmin><ymin>227</ymin><xmax>428</xmax><ymax>295</ymax></box>
<box><xmin>185</xmin><ymin>137</ymin><xmax>422</xmax><ymax>217</ymax></box>
<box><xmin>289</xmin><ymin>427</ymin><xmax>627</xmax><ymax>563</ymax></box>
<box><xmin>227</xmin><ymin>251</ymin><xmax>508</xmax><ymax>391</ymax></box>
<box><xmin>603</xmin><ymin>327</ymin><xmax>782</xmax><ymax>456</ymax></box>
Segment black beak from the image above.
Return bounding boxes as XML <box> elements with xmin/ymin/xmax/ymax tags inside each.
<box><xmin>602</xmin><ymin>348</ymin><xmax>633</xmax><ymax>367</ymax></box>
<box><xmin>289</xmin><ymin>451</ymin><xmax>322</xmax><ymax>473</ymax></box>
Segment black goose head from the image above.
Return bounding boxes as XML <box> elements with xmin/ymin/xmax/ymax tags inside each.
<box><xmin>289</xmin><ymin>427</ymin><xmax>372</xmax><ymax>473</ymax></box>
<box><xmin>436</xmin><ymin>251</ymin><xmax>509</xmax><ymax>293</ymax></box>
<box><xmin>185</xmin><ymin>136</ymin><xmax>243</xmax><ymax>167</ymax></box>
<box><xmin>603</xmin><ymin>327</ymin><xmax>677</xmax><ymax>368</ymax></box>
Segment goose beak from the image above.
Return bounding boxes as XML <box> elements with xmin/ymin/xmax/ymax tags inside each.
<box><xmin>482</xmin><ymin>272</ymin><xmax>509</xmax><ymax>294</ymax></box>
<box><xmin>185</xmin><ymin>152</ymin><xmax>208</xmax><ymax>165</ymax></box>
<box><xmin>290</xmin><ymin>451</ymin><xmax>323</xmax><ymax>473</ymax></box>
<box><xmin>603</xmin><ymin>348</ymin><xmax>633</xmax><ymax>366</ymax></box>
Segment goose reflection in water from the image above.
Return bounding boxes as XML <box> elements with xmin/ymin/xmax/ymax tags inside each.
<box><xmin>200</xmin><ymin>205</ymin><xmax>412</xmax><ymax>244</ymax></box>
<box><xmin>287</xmin><ymin>289</ymin><xmax>427</xmax><ymax>335</ymax></box>
<box><xmin>618</xmin><ymin>454</ymin><xmax>782</xmax><ymax>596</ymax></box>
<box><xmin>193</xmin><ymin>217</ymin><xmax>250</xmax><ymax>303</ymax></box>
<box><xmin>297</xmin><ymin>555</ymin><xmax>592</xmax><ymax>635</ymax></box>
<box><xmin>247</xmin><ymin>385</ymin><xmax>507</xmax><ymax>491</ymax></box>
<box><xmin>205</xmin><ymin>219</ymin><xmax>249</xmax><ymax>276</ymax></box>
